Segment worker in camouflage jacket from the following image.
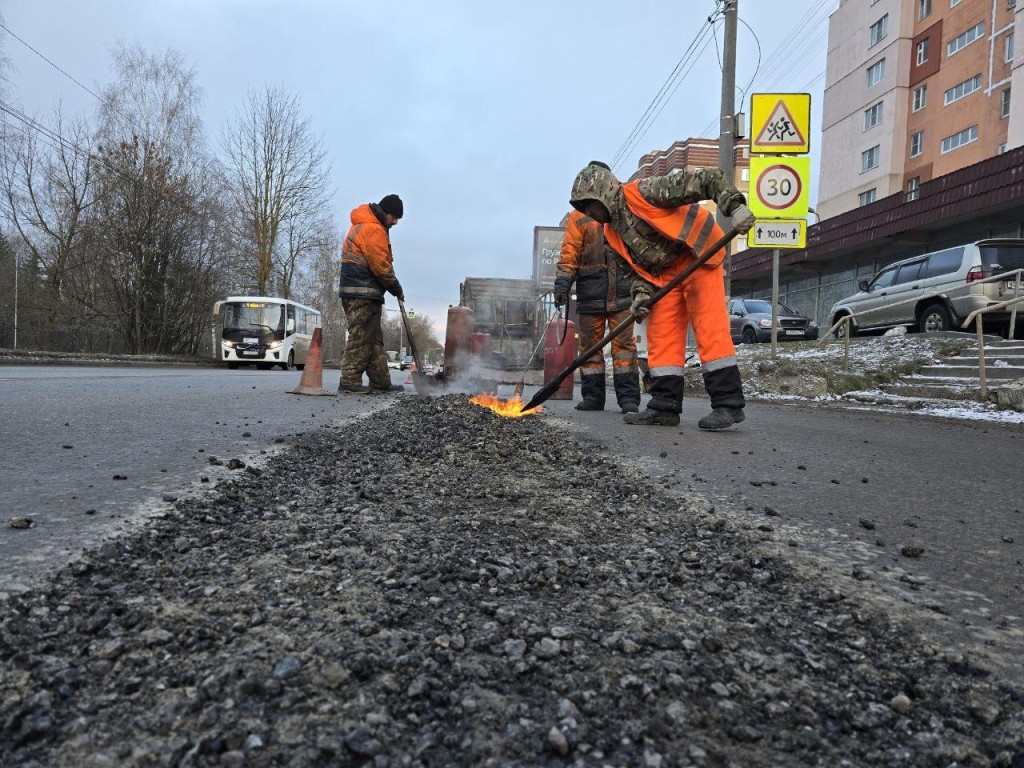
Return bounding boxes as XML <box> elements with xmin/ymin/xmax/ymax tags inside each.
<box><xmin>569</xmin><ymin>162</ymin><xmax>756</xmax><ymax>430</ymax></box>
<box><xmin>553</xmin><ymin>161</ymin><xmax>640</xmax><ymax>413</ymax></box>
<box><xmin>338</xmin><ymin>194</ymin><xmax>406</xmax><ymax>394</ymax></box>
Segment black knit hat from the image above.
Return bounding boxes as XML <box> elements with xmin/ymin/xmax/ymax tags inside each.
<box><xmin>378</xmin><ymin>194</ymin><xmax>404</xmax><ymax>218</ymax></box>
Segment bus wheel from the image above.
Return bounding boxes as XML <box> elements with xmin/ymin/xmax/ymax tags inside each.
<box><xmin>227</xmin><ymin>362</ymin><xmax>239</xmax><ymax>370</ymax></box>
<box><xmin>281</xmin><ymin>351</ymin><xmax>295</xmax><ymax>371</ymax></box>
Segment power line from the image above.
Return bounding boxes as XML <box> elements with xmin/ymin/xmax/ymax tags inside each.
<box><xmin>609</xmin><ymin>14</ymin><xmax>718</xmax><ymax>171</ymax></box>
<box><xmin>612</xmin><ymin>23</ymin><xmax>717</xmax><ymax>172</ymax></box>
<box><xmin>0</xmin><ymin>22</ymin><xmax>103</xmax><ymax>103</ymax></box>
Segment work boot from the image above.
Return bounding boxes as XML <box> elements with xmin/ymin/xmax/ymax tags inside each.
<box><xmin>697</xmin><ymin>406</ymin><xmax>745</xmax><ymax>430</ymax></box>
<box><xmin>613</xmin><ymin>371</ymin><xmax>641</xmax><ymax>414</ymax></box>
<box><xmin>577</xmin><ymin>373</ymin><xmax>606</xmax><ymax>411</ymax></box>
<box><xmin>339</xmin><ymin>383</ymin><xmax>370</xmax><ymax>394</ymax></box>
<box><xmin>623</xmin><ymin>408</ymin><xmax>680</xmax><ymax>427</ymax></box>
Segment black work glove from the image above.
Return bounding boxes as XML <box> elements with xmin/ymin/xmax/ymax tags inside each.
<box><xmin>388</xmin><ymin>280</ymin><xmax>405</xmax><ymax>302</ymax></box>
<box><xmin>554</xmin><ymin>291</ymin><xmax>568</xmax><ymax>308</ymax></box>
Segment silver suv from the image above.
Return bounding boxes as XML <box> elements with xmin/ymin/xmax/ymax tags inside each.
<box><xmin>828</xmin><ymin>238</ymin><xmax>1024</xmax><ymax>337</ymax></box>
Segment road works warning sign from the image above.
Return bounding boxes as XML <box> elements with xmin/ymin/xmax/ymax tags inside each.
<box><xmin>751</xmin><ymin>93</ymin><xmax>811</xmax><ymax>154</ymax></box>
<box><xmin>746</xmin><ymin>219</ymin><xmax>807</xmax><ymax>249</ymax></box>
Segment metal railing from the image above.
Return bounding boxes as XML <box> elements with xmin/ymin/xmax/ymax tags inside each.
<box><xmin>961</xmin><ymin>292</ymin><xmax>1024</xmax><ymax>400</ymax></box>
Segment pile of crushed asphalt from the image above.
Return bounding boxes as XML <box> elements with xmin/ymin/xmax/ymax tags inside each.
<box><xmin>2</xmin><ymin>395</ymin><xmax>1022</xmax><ymax>767</ymax></box>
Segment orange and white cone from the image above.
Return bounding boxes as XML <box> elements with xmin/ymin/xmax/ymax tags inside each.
<box><xmin>288</xmin><ymin>327</ymin><xmax>334</xmax><ymax>396</ymax></box>
<box><xmin>405</xmin><ymin>361</ymin><xmax>417</xmax><ymax>384</ymax></box>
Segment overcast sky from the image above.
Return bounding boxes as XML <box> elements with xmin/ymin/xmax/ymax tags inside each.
<box><xmin>1</xmin><ymin>0</ymin><xmax>836</xmax><ymax>328</ymax></box>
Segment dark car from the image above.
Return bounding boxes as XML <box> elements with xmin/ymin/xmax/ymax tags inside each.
<box><xmin>729</xmin><ymin>299</ymin><xmax>818</xmax><ymax>344</ymax></box>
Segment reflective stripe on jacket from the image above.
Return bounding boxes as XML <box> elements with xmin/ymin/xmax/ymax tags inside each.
<box><xmin>603</xmin><ymin>183</ymin><xmax>727</xmax><ymax>285</ymax></box>
<box><xmin>339</xmin><ymin>204</ymin><xmax>398</xmax><ymax>302</ymax></box>
<box><xmin>553</xmin><ymin>211</ymin><xmax>632</xmax><ymax>314</ymax></box>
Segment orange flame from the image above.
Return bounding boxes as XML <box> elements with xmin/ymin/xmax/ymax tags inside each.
<box><xmin>469</xmin><ymin>393</ymin><xmax>542</xmax><ymax>418</ymax></box>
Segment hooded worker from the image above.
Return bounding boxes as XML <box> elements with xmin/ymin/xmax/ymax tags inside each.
<box><xmin>553</xmin><ymin>161</ymin><xmax>640</xmax><ymax>413</ymax></box>
<box><xmin>338</xmin><ymin>193</ymin><xmax>406</xmax><ymax>394</ymax></box>
<box><xmin>568</xmin><ymin>163</ymin><xmax>756</xmax><ymax>429</ymax></box>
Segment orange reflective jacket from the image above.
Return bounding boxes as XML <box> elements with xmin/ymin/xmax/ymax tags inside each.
<box><xmin>554</xmin><ymin>211</ymin><xmax>631</xmax><ymax>314</ymax></box>
<box><xmin>339</xmin><ymin>204</ymin><xmax>398</xmax><ymax>302</ymax></box>
<box><xmin>604</xmin><ymin>182</ymin><xmax>727</xmax><ymax>286</ymax></box>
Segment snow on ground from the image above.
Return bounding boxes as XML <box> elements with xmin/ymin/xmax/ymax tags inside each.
<box><xmin>728</xmin><ymin>333</ymin><xmax>1024</xmax><ymax>425</ymax></box>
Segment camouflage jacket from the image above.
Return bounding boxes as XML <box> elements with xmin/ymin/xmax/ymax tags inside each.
<box><xmin>569</xmin><ymin>164</ymin><xmax>746</xmax><ymax>298</ymax></box>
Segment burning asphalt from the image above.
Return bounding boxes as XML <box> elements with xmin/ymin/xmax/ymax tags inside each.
<box><xmin>1</xmin><ymin>395</ymin><xmax>1022</xmax><ymax>767</ymax></box>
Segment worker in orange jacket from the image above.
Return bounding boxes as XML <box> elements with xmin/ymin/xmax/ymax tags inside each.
<box><xmin>553</xmin><ymin>164</ymin><xmax>640</xmax><ymax>413</ymax></box>
<box><xmin>338</xmin><ymin>194</ymin><xmax>406</xmax><ymax>394</ymax></box>
<box><xmin>568</xmin><ymin>162</ymin><xmax>756</xmax><ymax>429</ymax></box>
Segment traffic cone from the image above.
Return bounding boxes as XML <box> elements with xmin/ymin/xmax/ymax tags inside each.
<box><xmin>405</xmin><ymin>361</ymin><xmax>417</xmax><ymax>384</ymax></box>
<box><xmin>288</xmin><ymin>327</ymin><xmax>334</xmax><ymax>396</ymax></box>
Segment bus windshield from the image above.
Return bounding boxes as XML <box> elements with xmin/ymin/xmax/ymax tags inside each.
<box><xmin>221</xmin><ymin>301</ymin><xmax>285</xmax><ymax>341</ymax></box>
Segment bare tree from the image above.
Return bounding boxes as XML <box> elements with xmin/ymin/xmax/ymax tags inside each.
<box><xmin>221</xmin><ymin>84</ymin><xmax>331</xmax><ymax>295</ymax></box>
<box><xmin>0</xmin><ymin>109</ymin><xmax>96</xmax><ymax>335</ymax></box>
<box><xmin>84</xmin><ymin>44</ymin><xmax>228</xmax><ymax>354</ymax></box>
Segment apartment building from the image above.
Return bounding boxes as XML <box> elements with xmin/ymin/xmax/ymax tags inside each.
<box><xmin>818</xmin><ymin>0</ymin><xmax>1016</xmax><ymax>219</ymax></box>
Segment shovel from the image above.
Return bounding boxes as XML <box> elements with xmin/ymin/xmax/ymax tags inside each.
<box><xmin>398</xmin><ymin>299</ymin><xmax>432</xmax><ymax>397</ymax></box>
<box><xmin>520</xmin><ymin>227</ymin><xmax>740</xmax><ymax>413</ymax></box>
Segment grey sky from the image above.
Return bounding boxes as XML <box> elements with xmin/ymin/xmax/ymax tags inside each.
<box><xmin>1</xmin><ymin>0</ymin><xmax>835</xmax><ymax>327</ymax></box>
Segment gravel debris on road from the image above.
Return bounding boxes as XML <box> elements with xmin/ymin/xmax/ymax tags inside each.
<box><xmin>1</xmin><ymin>395</ymin><xmax>1022</xmax><ymax>767</ymax></box>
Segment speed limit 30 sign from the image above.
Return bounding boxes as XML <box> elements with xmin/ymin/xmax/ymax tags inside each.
<box><xmin>748</xmin><ymin>155</ymin><xmax>810</xmax><ymax>219</ymax></box>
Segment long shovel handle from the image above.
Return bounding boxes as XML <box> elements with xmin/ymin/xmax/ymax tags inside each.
<box><xmin>398</xmin><ymin>300</ymin><xmax>425</xmax><ymax>372</ymax></box>
<box><xmin>520</xmin><ymin>227</ymin><xmax>740</xmax><ymax>412</ymax></box>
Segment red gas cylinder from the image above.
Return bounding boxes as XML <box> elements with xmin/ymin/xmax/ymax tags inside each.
<box><xmin>444</xmin><ymin>306</ymin><xmax>475</xmax><ymax>378</ymax></box>
<box><xmin>543</xmin><ymin>315</ymin><xmax>576</xmax><ymax>400</ymax></box>
<box><xmin>471</xmin><ymin>332</ymin><xmax>492</xmax><ymax>360</ymax></box>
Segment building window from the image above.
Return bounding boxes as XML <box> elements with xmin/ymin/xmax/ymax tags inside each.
<box><xmin>916</xmin><ymin>39</ymin><xmax>930</xmax><ymax>65</ymax></box>
<box><xmin>944</xmin><ymin>74</ymin><xmax>982</xmax><ymax>105</ymax></box>
<box><xmin>910</xmin><ymin>131</ymin><xmax>925</xmax><ymax>157</ymax></box>
<box><xmin>859</xmin><ymin>189</ymin><xmax>878</xmax><ymax>206</ymax></box>
<box><xmin>940</xmin><ymin>124</ymin><xmax>979</xmax><ymax>153</ymax></box>
<box><xmin>1007</xmin><ymin>33</ymin><xmax>1015</xmax><ymax>63</ymax></box>
<box><xmin>861</xmin><ymin>145</ymin><xmax>881</xmax><ymax>172</ymax></box>
<box><xmin>864</xmin><ymin>102</ymin><xmax>883</xmax><ymax>130</ymax></box>
<box><xmin>913</xmin><ymin>84</ymin><xmax>928</xmax><ymax>112</ymax></box>
<box><xmin>948</xmin><ymin>22</ymin><xmax>985</xmax><ymax>57</ymax></box>
<box><xmin>906</xmin><ymin>177</ymin><xmax>921</xmax><ymax>202</ymax></box>
<box><xmin>1002</xmin><ymin>88</ymin><xmax>1012</xmax><ymax>118</ymax></box>
<box><xmin>919</xmin><ymin>0</ymin><xmax>932</xmax><ymax>18</ymax></box>
<box><xmin>867</xmin><ymin>59</ymin><xmax>886</xmax><ymax>86</ymax></box>
<box><xmin>999</xmin><ymin>142</ymin><xmax>1008</xmax><ymax>154</ymax></box>
<box><xmin>740</xmin><ymin>168</ymin><xmax>750</xmax><ymax>181</ymax></box>
<box><xmin>950</xmin><ymin>0</ymin><xmax>963</xmax><ymax>6</ymax></box>
<box><xmin>870</xmin><ymin>15</ymin><xmax>889</xmax><ymax>47</ymax></box>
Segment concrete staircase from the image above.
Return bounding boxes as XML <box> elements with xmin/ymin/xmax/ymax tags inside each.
<box><xmin>881</xmin><ymin>340</ymin><xmax>1024</xmax><ymax>401</ymax></box>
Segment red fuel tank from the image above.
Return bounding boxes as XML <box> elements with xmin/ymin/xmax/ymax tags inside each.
<box><xmin>471</xmin><ymin>332</ymin><xmax>492</xmax><ymax>359</ymax></box>
<box><xmin>543</xmin><ymin>316</ymin><xmax>576</xmax><ymax>400</ymax></box>
<box><xmin>444</xmin><ymin>306</ymin><xmax>475</xmax><ymax>378</ymax></box>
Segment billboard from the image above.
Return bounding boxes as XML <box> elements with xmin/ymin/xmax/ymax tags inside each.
<box><xmin>532</xmin><ymin>226</ymin><xmax>565</xmax><ymax>292</ymax></box>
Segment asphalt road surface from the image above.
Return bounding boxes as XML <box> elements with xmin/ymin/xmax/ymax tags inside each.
<box><xmin>2</xmin><ymin>365</ymin><xmax>1022</xmax><ymax>680</ymax></box>
<box><xmin>0</xmin><ymin>365</ymin><xmax>407</xmax><ymax>593</ymax></box>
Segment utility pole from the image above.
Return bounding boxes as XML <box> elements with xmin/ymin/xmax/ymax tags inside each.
<box><xmin>718</xmin><ymin>0</ymin><xmax>738</xmax><ymax>299</ymax></box>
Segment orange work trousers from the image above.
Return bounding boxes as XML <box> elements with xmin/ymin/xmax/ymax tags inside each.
<box><xmin>645</xmin><ymin>258</ymin><xmax>736</xmax><ymax>376</ymax></box>
<box><xmin>577</xmin><ymin>309</ymin><xmax>638</xmax><ymax>377</ymax></box>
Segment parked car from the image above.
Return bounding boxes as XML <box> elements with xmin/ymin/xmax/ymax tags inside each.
<box><xmin>827</xmin><ymin>239</ymin><xmax>1024</xmax><ymax>338</ymax></box>
<box><xmin>728</xmin><ymin>299</ymin><xmax>818</xmax><ymax>344</ymax></box>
